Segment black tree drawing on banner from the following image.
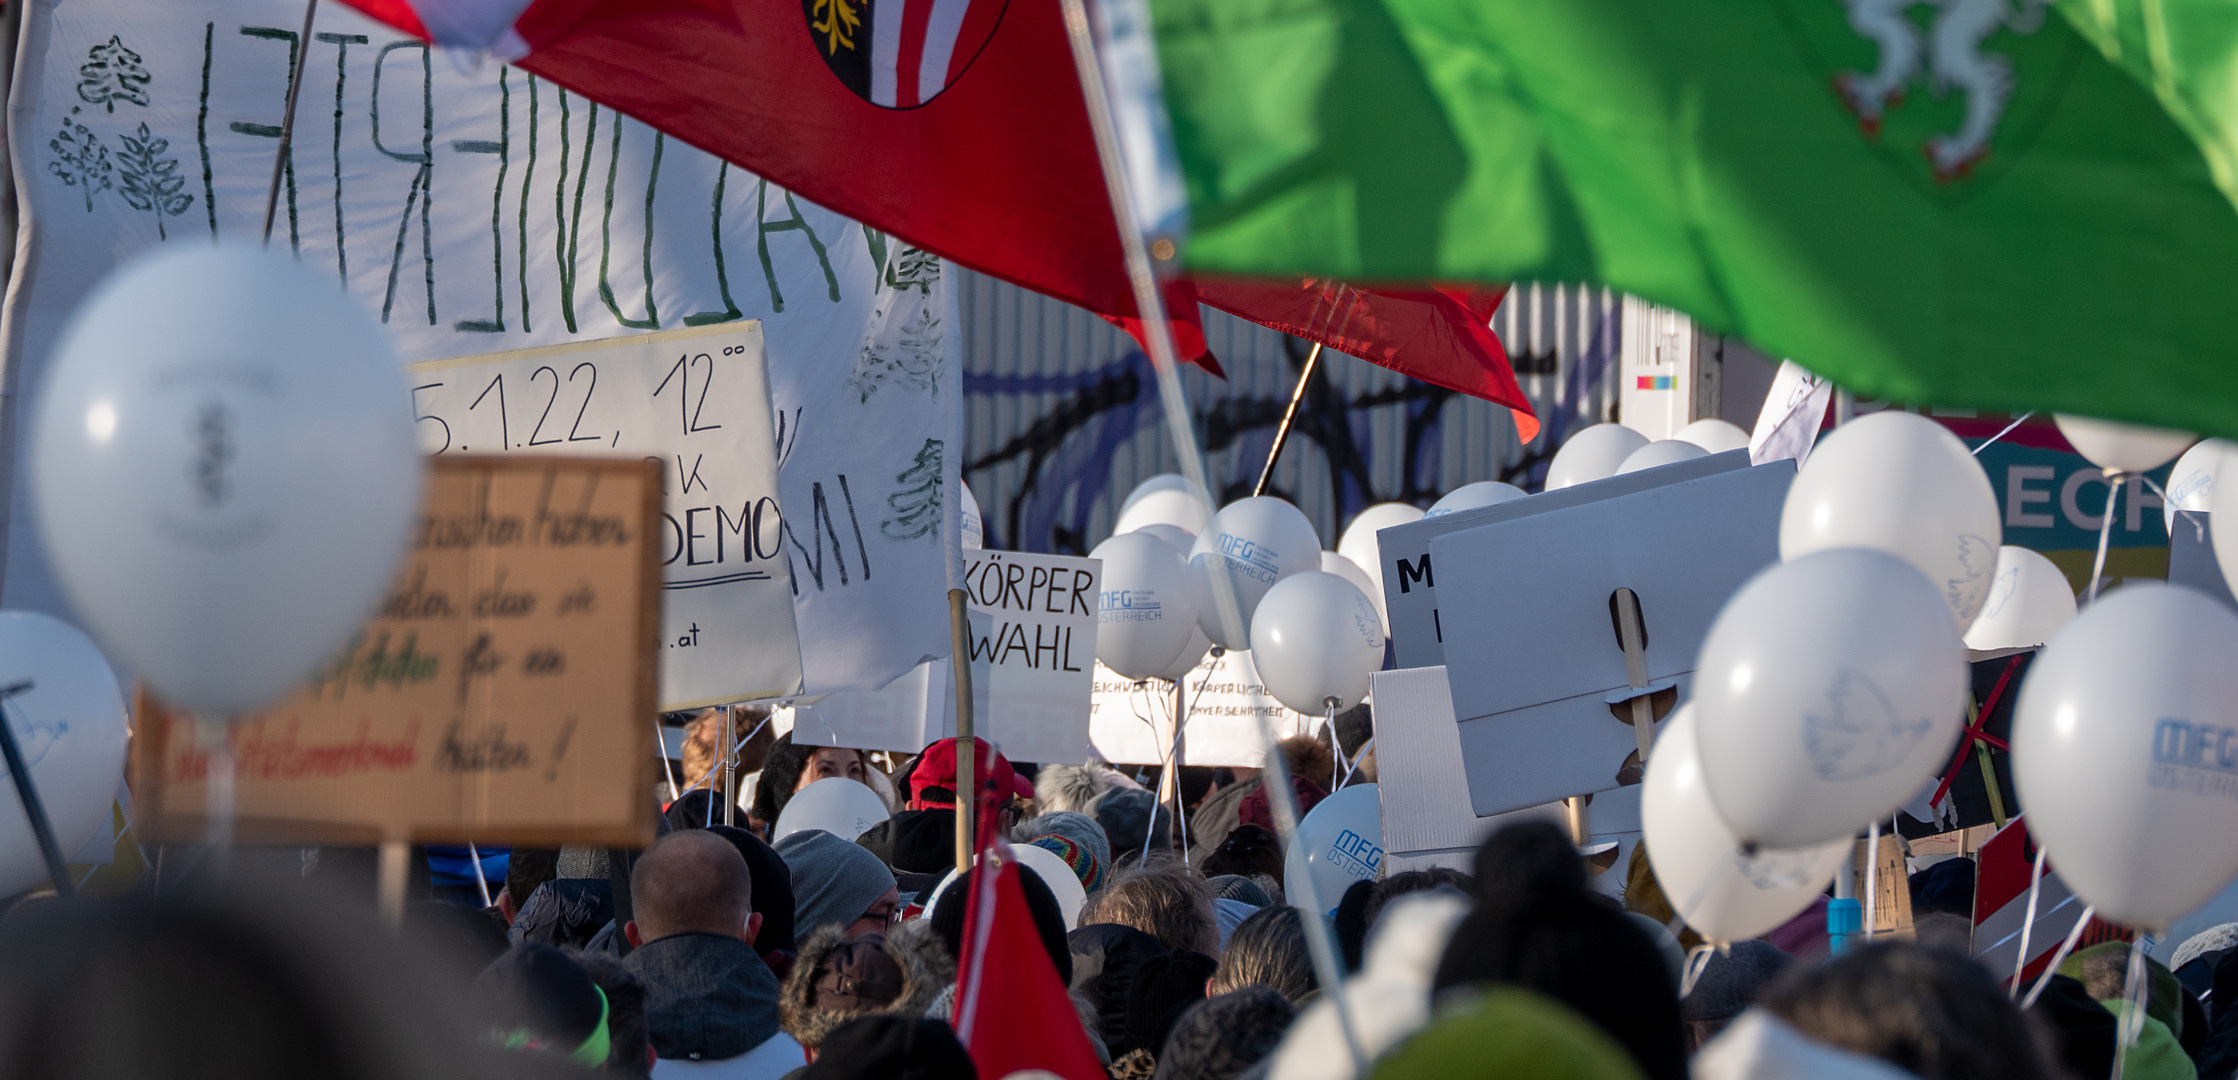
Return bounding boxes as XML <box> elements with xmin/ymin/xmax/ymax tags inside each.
<box><xmin>77</xmin><ymin>36</ymin><xmax>151</xmax><ymax>113</ymax></box>
<box><xmin>48</xmin><ymin>111</ymin><xmax>113</xmax><ymax>211</ymax></box>
<box><xmin>882</xmin><ymin>438</ymin><xmax>944</xmax><ymax>541</ymax></box>
<box><xmin>115</xmin><ymin>123</ymin><xmax>193</xmax><ymax>239</ymax></box>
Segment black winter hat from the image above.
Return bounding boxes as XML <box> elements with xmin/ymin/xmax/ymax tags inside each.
<box><xmin>1152</xmin><ymin>986</ymin><xmax>1296</xmax><ymax>1080</ymax></box>
<box><xmin>858</xmin><ymin>809</ymin><xmax>958</xmax><ymax>876</ymax></box>
<box><xmin>1680</xmin><ymin>939</ymin><xmax>1792</xmax><ymax>1022</ymax></box>
<box><xmin>1123</xmin><ymin>950</ymin><xmax>1219</xmax><ymax>1059</ymax></box>
<box><xmin>704</xmin><ymin>824</ymin><xmax>798</xmax><ymax>956</ymax></box>
<box><xmin>929</xmin><ymin>859</ymin><xmax>1072</xmax><ymax>985</ymax></box>
<box><xmin>1434</xmin><ymin>820</ymin><xmax>1687</xmax><ymax>1080</ymax></box>
<box><xmin>802</xmin><ymin>1015</ymin><xmax>977</xmax><ymax>1080</ymax></box>
<box><xmin>472</xmin><ymin>943</ymin><xmax>605</xmax><ymax>1049</ymax></box>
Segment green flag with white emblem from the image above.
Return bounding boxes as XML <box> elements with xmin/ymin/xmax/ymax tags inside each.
<box><xmin>1152</xmin><ymin>0</ymin><xmax>2238</xmax><ymax>434</ymax></box>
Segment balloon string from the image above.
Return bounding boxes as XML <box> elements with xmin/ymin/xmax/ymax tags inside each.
<box><xmin>1679</xmin><ymin>943</ymin><xmax>1718</xmax><ymax>998</ymax></box>
<box><xmin>1970</xmin><ymin>411</ymin><xmax>2035</xmax><ymax>456</ymax></box>
<box><xmin>2112</xmin><ymin>933</ymin><xmax>2154</xmax><ymax>1079</ymax></box>
<box><xmin>2021</xmin><ymin>905</ymin><xmax>2098</xmax><ymax>1008</ymax></box>
<box><xmin>1863</xmin><ymin>819</ymin><xmax>1881</xmax><ymax>943</ymax></box>
<box><xmin>1340</xmin><ymin>736</ymin><xmax>1375</xmax><ymax>788</ymax></box>
<box><xmin>2086</xmin><ymin>472</ymin><xmax>2124</xmax><ymax>605</ymax></box>
<box><xmin>2010</xmin><ymin>846</ymin><xmax>2050</xmax><ymax>997</ymax></box>
<box><xmin>1251</xmin><ymin>697</ymin><xmax>1367</xmax><ymax>1074</ymax></box>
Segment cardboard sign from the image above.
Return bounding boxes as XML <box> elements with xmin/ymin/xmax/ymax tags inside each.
<box><xmin>1372</xmin><ymin>664</ymin><xmax>1639</xmax><ymax>897</ymax></box>
<box><xmin>1974</xmin><ymin>815</ymin><xmax>2131</xmax><ymax>983</ymax></box>
<box><xmin>1089</xmin><ymin>650</ymin><xmax>1320</xmax><ymax>768</ymax></box>
<box><xmin>131</xmin><ymin>456</ymin><xmax>661</xmax><ymax>847</ymax></box>
<box><xmin>1851</xmin><ymin>834</ymin><xmax>1916</xmax><ymax>938</ymax></box>
<box><xmin>960</xmin><ymin>550</ymin><xmax>1099</xmax><ymax>765</ymax></box>
<box><xmin>1378</xmin><ymin>449</ymin><xmax>1751</xmax><ymax>669</ymax></box>
<box><xmin>1435</xmin><ymin>461</ymin><xmax>1793</xmax><ymax>816</ymax></box>
<box><xmin>409</xmin><ymin>324</ymin><xmax>799</xmax><ymax>708</ymax></box>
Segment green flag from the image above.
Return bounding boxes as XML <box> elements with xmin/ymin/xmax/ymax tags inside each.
<box><xmin>1153</xmin><ymin>0</ymin><xmax>2238</xmax><ymax>435</ymax></box>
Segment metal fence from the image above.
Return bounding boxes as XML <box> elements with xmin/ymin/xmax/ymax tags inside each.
<box><xmin>958</xmin><ymin>270</ymin><xmax>1621</xmax><ymax>554</ymax></box>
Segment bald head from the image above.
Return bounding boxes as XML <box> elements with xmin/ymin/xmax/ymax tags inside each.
<box><xmin>630</xmin><ymin>831</ymin><xmax>755</xmax><ymax>944</ymax></box>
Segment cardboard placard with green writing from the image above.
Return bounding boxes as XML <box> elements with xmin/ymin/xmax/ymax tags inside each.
<box><xmin>132</xmin><ymin>455</ymin><xmax>662</xmax><ymax>847</ymax></box>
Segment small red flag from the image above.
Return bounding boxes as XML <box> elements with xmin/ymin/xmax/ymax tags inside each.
<box><xmin>953</xmin><ymin>841</ymin><xmax>1103</xmax><ymax>1080</ymax></box>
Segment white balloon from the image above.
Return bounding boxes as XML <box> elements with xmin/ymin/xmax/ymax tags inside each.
<box><xmin>2013</xmin><ymin>583</ymin><xmax>2238</xmax><ymax>929</ymax></box>
<box><xmin>1091</xmin><ymin>533</ymin><xmax>1202</xmax><ymax>681</ymax></box>
<box><xmin>772</xmin><ymin>777</ymin><xmax>892</xmax><ymax>843</ymax></box>
<box><xmin>1319</xmin><ymin>552</ymin><xmax>1386</xmax><ymax>639</ymax></box>
<box><xmin>1425</xmin><ymin>482</ymin><xmax>1528</xmax><ymax>518</ymax></box>
<box><xmin>2054</xmin><ymin>414</ymin><xmax>2197</xmax><ymax>475</ymax></box>
<box><xmin>2166</xmin><ymin>438</ymin><xmax>2238</xmax><ymax>532</ymax></box>
<box><xmin>1617</xmin><ymin>439</ymin><xmax>1711</xmax><ymax>475</ymax></box>
<box><xmin>1248</xmin><ymin>571</ymin><xmax>1383</xmax><ymax>715</ymax></box>
<box><xmin>0</xmin><ymin>613</ymin><xmax>129</xmax><ymax>897</ymax></box>
<box><xmin>1546</xmin><ymin>424</ymin><xmax>1650</xmax><ymax>490</ymax></box>
<box><xmin>1115</xmin><ymin>487</ymin><xmax>1212</xmax><ymax>536</ymax></box>
<box><xmin>1643</xmin><ymin>705</ymin><xmax>1850</xmax><ymax>943</ymax></box>
<box><xmin>1189</xmin><ymin>497</ymin><xmax>1321</xmax><ymax>648</ymax></box>
<box><xmin>1336</xmin><ymin>503</ymin><xmax>1423</xmax><ymax>628</ymax></box>
<box><xmin>32</xmin><ymin>245</ymin><xmax>422</xmax><ymax>715</ymax></box>
<box><xmin>1283</xmin><ymin>784</ymin><xmax>1381</xmax><ymax>917</ymax></box>
<box><xmin>959</xmin><ymin>481</ymin><xmax>984</xmax><ymax>550</ymax></box>
<box><xmin>1119</xmin><ymin>474</ymin><xmax>1193</xmax><ymax>517</ymax></box>
<box><xmin>1779</xmin><ymin>410</ymin><xmax>2002</xmax><ymax>631</ymax></box>
<box><xmin>1694</xmin><ymin>548</ymin><xmax>1968</xmax><ymax>849</ymax></box>
<box><xmin>1156</xmin><ymin>625</ymin><xmax>1214</xmax><ymax>682</ymax></box>
<box><xmin>1131</xmin><ymin>522</ymin><xmax>1196</xmax><ymax>557</ymax></box>
<box><xmin>1676</xmin><ymin>419</ymin><xmax>1751</xmax><ymax>455</ymax></box>
<box><xmin>1012</xmin><ymin>841</ymin><xmax>1090</xmax><ymax>930</ymax></box>
<box><xmin>1962</xmin><ymin>546</ymin><xmax>2077</xmax><ymax>651</ymax></box>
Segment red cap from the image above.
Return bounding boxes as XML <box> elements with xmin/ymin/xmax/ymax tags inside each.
<box><xmin>910</xmin><ymin>737</ymin><xmax>1034</xmax><ymax>810</ymax></box>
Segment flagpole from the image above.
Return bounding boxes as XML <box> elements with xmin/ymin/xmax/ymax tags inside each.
<box><xmin>262</xmin><ymin>0</ymin><xmax>319</xmax><ymax>247</ymax></box>
<box><xmin>1055</xmin><ymin>0</ymin><xmax>1245</xmax><ymax>651</ymax></box>
<box><xmin>1253</xmin><ymin>343</ymin><xmax>1323</xmax><ymax>497</ymax></box>
<box><xmin>950</xmin><ymin>588</ymin><xmax>976</xmax><ymax>876</ymax></box>
<box><xmin>1060</xmin><ymin>4</ymin><xmax>1364</xmax><ymax>1070</ymax></box>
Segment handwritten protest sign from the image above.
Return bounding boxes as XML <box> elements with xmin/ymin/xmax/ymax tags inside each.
<box><xmin>1090</xmin><ymin>650</ymin><xmax>1316</xmax><ymax>767</ymax></box>
<box><xmin>131</xmin><ymin>456</ymin><xmax>661</xmax><ymax>847</ymax></box>
<box><xmin>408</xmin><ymin>323</ymin><xmax>800</xmax><ymax>707</ymax></box>
<box><xmin>961</xmin><ymin>550</ymin><xmax>1099</xmax><ymax>765</ymax></box>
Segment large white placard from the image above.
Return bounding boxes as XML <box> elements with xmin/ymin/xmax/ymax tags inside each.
<box><xmin>407</xmin><ymin>322</ymin><xmax>800</xmax><ymax>707</ymax></box>
<box><xmin>1089</xmin><ymin>649</ymin><xmax>1316</xmax><ymax>768</ymax></box>
<box><xmin>961</xmin><ymin>550</ymin><xmax>1099</xmax><ymax>765</ymax></box>
<box><xmin>1</xmin><ymin>0</ymin><xmax>961</xmax><ymax>696</ymax></box>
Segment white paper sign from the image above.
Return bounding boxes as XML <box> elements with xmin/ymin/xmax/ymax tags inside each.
<box><xmin>406</xmin><ymin>323</ymin><xmax>800</xmax><ymax>707</ymax></box>
<box><xmin>0</xmin><ymin>0</ymin><xmax>961</xmax><ymax>697</ymax></box>
<box><xmin>1089</xmin><ymin>650</ymin><xmax>1316</xmax><ymax>767</ymax></box>
<box><xmin>1749</xmin><ymin>360</ymin><xmax>1834</xmax><ymax>467</ymax></box>
<box><xmin>962</xmin><ymin>550</ymin><xmax>1099</xmax><ymax>765</ymax></box>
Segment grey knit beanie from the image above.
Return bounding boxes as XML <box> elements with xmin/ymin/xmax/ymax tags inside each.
<box><xmin>778</xmin><ymin>828</ymin><xmax>898</xmax><ymax>936</ymax></box>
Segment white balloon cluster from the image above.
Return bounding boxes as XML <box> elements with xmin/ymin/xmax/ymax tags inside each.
<box><xmin>1659</xmin><ymin>410</ymin><xmax>2005</xmax><ymax>941</ymax></box>
<box><xmin>1092</xmin><ymin>479</ymin><xmax>1384</xmax><ymax>717</ymax></box>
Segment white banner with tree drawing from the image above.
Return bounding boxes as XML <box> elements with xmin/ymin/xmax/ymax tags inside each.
<box><xmin>1</xmin><ymin>0</ymin><xmax>962</xmax><ymax>698</ymax></box>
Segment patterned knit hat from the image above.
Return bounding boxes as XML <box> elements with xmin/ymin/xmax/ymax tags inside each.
<box><xmin>1029</xmin><ymin>833</ymin><xmax>1107</xmax><ymax>893</ymax></box>
<box><xmin>1152</xmin><ymin>986</ymin><xmax>1296</xmax><ymax>1080</ymax></box>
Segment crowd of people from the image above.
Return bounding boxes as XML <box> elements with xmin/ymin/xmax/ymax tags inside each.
<box><xmin>6</xmin><ymin>714</ymin><xmax>2238</xmax><ymax>1080</ymax></box>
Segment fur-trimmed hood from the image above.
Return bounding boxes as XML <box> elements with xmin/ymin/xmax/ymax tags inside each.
<box><xmin>778</xmin><ymin>920</ymin><xmax>955</xmax><ymax>1049</ymax></box>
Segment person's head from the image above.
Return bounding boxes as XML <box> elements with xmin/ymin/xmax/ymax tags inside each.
<box><xmin>779</xmin><ymin>922</ymin><xmax>955</xmax><ymax>1053</ymax></box>
<box><xmin>1033</xmin><ymin>763</ymin><xmax>1117</xmax><ymax>816</ymax></box>
<box><xmin>474</xmin><ymin>944</ymin><xmax>614</xmax><ymax>1068</ymax></box>
<box><xmin>501</xmin><ymin>848</ymin><xmax>559</xmax><ymax>923</ymax></box>
<box><xmin>0</xmin><ymin>882</ymin><xmax>525</xmax><ymax>1080</ymax></box>
<box><xmin>796</xmin><ymin>746</ymin><xmax>872</xmax><ymax>793</ymax></box>
<box><xmin>1177</xmin><ymin>767</ymin><xmax>1223</xmax><ymax>810</ymax></box>
<box><xmin>1364</xmin><ymin>869</ymin><xmax>1471</xmax><ymax>933</ymax></box>
<box><xmin>1762</xmin><ymin>940</ymin><xmax>2063</xmax><ymax>1080</ymax></box>
<box><xmin>2065</xmin><ymin>941</ymin><xmax>2187</xmax><ymax>1039</ymax></box>
<box><xmin>777</xmin><ymin>828</ymin><xmax>904</xmax><ymax>939</ymax></box>
<box><xmin>1679</xmin><ymin>940</ymin><xmax>1791</xmax><ymax>1053</ymax></box>
<box><xmin>907</xmin><ymin>737</ymin><xmax>1032</xmax><ymax>816</ymax></box>
<box><xmin>1091</xmin><ymin>861</ymin><xmax>1218</xmax><ymax>958</ymax></box>
<box><xmin>1275</xmin><ymin>734</ymin><xmax>1334</xmax><ymax>788</ymax></box>
<box><xmin>1097</xmin><ymin>788</ymin><xmax>1174</xmax><ymax>862</ymax></box>
<box><xmin>1373</xmin><ymin>986</ymin><xmax>1648</xmax><ymax>1080</ymax></box>
<box><xmin>1123</xmin><ymin>950</ymin><xmax>1219</xmax><ymax>1061</ymax></box>
<box><xmin>1434</xmin><ymin>820</ymin><xmax>1687</xmax><ymax>1080</ymax></box>
<box><xmin>1204</xmin><ymin>875</ymin><xmax>1272</xmax><ymax>909</ymax></box>
<box><xmin>856</xmin><ymin>808</ymin><xmax>959</xmax><ymax>877</ymax></box>
<box><xmin>575</xmin><ymin>951</ymin><xmax>653</xmax><ymax>1078</ymax></box>
<box><xmin>623</xmin><ymin>830</ymin><xmax>760</xmax><ymax>947</ymax></box>
<box><xmin>799</xmin><ymin>1015</ymin><xmax>976</xmax><ymax>1080</ymax></box>
<box><xmin>931</xmin><ymin>861</ymin><xmax>1073</xmax><ymax>983</ymax></box>
<box><xmin>1013</xmin><ymin>810</ymin><xmax>1113</xmax><ymax>892</ymax></box>
<box><xmin>703</xmin><ymin>824</ymin><xmax>799</xmax><ymax>956</ymax></box>
<box><xmin>1207</xmin><ymin>906</ymin><xmax>1315</xmax><ymax>1004</ymax></box>
<box><xmin>1200</xmin><ymin>825</ymin><xmax>1282</xmax><ymax>882</ymax></box>
<box><xmin>1152</xmin><ymin>986</ymin><xmax>1295</xmax><ymax>1080</ymax></box>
